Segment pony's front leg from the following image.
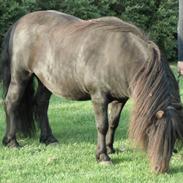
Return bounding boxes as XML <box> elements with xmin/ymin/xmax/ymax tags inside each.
<box><xmin>91</xmin><ymin>94</ymin><xmax>111</xmax><ymax>164</ymax></box>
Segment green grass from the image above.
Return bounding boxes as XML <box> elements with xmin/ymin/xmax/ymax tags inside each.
<box><xmin>0</xmin><ymin>65</ymin><xmax>183</xmax><ymax>183</ymax></box>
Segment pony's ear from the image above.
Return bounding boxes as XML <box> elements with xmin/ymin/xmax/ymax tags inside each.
<box><xmin>156</xmin><ymin>110</ymin><xmax>164</xmax><ymax>119</ymax></box>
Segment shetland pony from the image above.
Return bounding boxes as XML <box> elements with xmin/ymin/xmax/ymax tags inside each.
<box><xmin>1</xmin><ymin>11</ymin><xmax>183</xmax><ymax>173</ymax></box>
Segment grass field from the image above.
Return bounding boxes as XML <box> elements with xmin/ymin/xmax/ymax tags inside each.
<box><xmin>0</xmin><ymin>65</ymin><xmax>183</xmax><ymax>183</ymax></box>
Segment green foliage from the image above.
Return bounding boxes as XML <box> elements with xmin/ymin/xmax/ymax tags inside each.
<box><xmin>0</xmin><ymin>0</ymin><xmax>178</xmax><ymax>61</ymax></box>
<box><xmin>149</xmin><ymin>1</ymin><xmax>178</xmax><ymax>61</ymax></box>
<box><xmin>120</xmin><ymin>0</ymin><xmax>178</xmax><ymax>61</ymax></box>
<box><xmin>0</xmin><ymin>0</ymin><xmax>39</xmax><ymax>46</ymax></box>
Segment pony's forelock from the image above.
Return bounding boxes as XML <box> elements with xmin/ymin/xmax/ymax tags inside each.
<box><xmin>147</xmin><ymin>116</ymin><xmax>175</xmax><ymax>172</ymax></box>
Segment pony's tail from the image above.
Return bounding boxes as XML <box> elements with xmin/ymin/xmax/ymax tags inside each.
<box><xmin>1</xmin><ymin>25</ymin><xmax>13</xmax><ymax>96</ymax></box>
<box><xmin>16</xmin><ymin>76</ymin><xmax>36</xmax><ymax>137</ymax></box>
<box><xmin>1</xmin><ymin>24</ymin><xmax>36</xmax><ymax>137</ymax></box>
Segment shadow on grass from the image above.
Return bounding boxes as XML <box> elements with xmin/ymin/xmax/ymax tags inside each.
<box><xmin>48</xmin><ymin>112</ymin><xmax>130</xmax><ymax>145</ymax></box>
<box><xmin>111</xmin><ymin>156</ymin><xmax>133</xmax><ymax>165</ymax></box>
<box><xmin>46</xmin><ymin>96</ymin><xmax>132</xmax><ymax>145</ymax></box>
<box><xmin>52</xmin><ymin>125</ymin><xmax>128</xmax><ymax>145</ymax></box>
<box><xmin>169</xmin><ymin>165</ymin><xmax>183</xmax><ymax>174</ymax></box>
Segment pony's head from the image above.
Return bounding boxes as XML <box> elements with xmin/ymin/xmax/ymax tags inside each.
<box><xmin>146</xmin><ymin>105</ymin><xmax>183</xmax><ymax>173</ymax></box>
<box><xmin>129</xmin><ymin>41</ymin><xmax>183</xmax><ymax>173</ymax></box>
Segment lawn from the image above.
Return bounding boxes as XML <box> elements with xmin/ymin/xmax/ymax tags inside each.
<box><xmin>0</xmin><ymin>65</ymin><xmax>183</xmax><ymax>183</ymax></box>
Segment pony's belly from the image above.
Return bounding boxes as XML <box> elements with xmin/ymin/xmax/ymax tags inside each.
<box><xmin>48</xmin><ymin>85</ymin><xmax>90</xmax><ymax>100</ymax></box>
<box><xmin>37</xmin><ymin>74</ymin><xmax>90</xmax><ymax>100</ymax></box>
<box><xmin>54</xmin><ymin>86</ymin><xmax>90</xmax><ymax>100</ymax></box>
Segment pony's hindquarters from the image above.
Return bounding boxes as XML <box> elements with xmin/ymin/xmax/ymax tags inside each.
<box><xmin>1</xmin><ymin>24</ymin><xmax>36</xmax><ymax>147</ymax></box>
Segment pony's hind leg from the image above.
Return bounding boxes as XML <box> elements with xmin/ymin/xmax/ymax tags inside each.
<box><xmin>106</xmin><ymin>99</ymin><xmax>128</xmax><ymax>154</ymax></box>
<box><xmin>3</xmin><ymin>75</ymin><xmax>30</xmax><ymax>147</ymax></box>
<box><xmin>34</xmin><ymin>80</ymin><xmax>58</xmax><ymax>145</ymax></box>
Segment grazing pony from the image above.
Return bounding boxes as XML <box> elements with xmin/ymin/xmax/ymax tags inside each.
<box><xmin>1</xmin><ymin>11</ymin><xmax>183</xmax><ymax>173</ymax></box>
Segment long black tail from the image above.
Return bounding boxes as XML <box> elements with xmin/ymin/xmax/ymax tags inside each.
<box><xmin>1</xmin><ymin>25</ymin><xmax>13</xmax><ymax>95</ymax></box>
<box><xmin>1</xmin><ymin>24</ymin><xmax>36</xmax><ymax>137</ymax></box>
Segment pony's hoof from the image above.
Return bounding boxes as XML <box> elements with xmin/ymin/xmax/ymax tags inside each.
<box><xmin>99</xmin><ymin>160</ymin><xmax>113</xmax><ymax>166</ymax></box>
<box><xmin>97</xmin><ymin>153</ymin><xmax>111</xmax><ymax>162</ymax></box>
<box><xmin>2</xmin><ymin>137</ymin><xmax>20</xmax><ymax>148</ymax></box>
<box><xmin>40</xmin><ymin>135</ymin><xmax>58</xmax><ymax>145</ymax></box>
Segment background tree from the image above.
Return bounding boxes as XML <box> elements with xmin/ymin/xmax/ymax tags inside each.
<box><xmin>0</xmin><ymin>0</ymin><xmax>178</xmax><ymax>61</ymax></box>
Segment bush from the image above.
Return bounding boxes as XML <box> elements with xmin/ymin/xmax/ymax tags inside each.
<box><xmin>0</xmin><ymin>0</ymin><xmax>178</xmax><ymax>61</ymax></box>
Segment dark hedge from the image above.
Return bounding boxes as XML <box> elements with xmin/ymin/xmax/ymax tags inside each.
<box><xmin>0</xmin><ymin>0</ymin><xmax>178</xmax><ymax>61</ymax></box>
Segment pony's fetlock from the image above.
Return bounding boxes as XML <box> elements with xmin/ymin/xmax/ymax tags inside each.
<box><xmin>96</xmin><ymin>152</ymin><xmax>111</xmax><ymax>162</ymax></box>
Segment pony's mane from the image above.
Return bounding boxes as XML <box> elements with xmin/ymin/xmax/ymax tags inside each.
<box><xmin>129</xmin><ymin>41</ymin><xmax>180</xmax><ymax>146</ymax></box>
<box><xmin>129</xmin><ymin>41</ymin><xmax>183</xmax><ymax>169</ymax></box>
